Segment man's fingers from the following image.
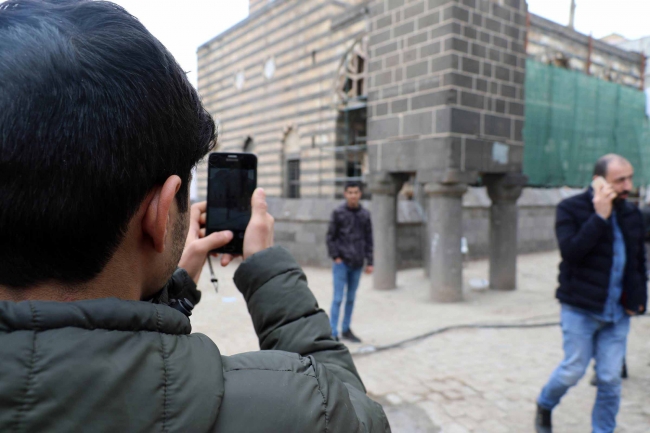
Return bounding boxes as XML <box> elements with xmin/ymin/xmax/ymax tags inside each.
<box><xmin>199</xmin><ymin>212</ymin><xmax>207</xmax><ymax>226</ymax></box>
<box><xmin>221</xmin><ymin>254</ymin><xmax>234</xmax><ymax>266</ymax></box>
<box><xmin>194</xmin><ymin>231</ymin><xmax>233</xmax><ymax>254</ymax></box>
<box><xmin>193</xmin><ymin>201</ymin><xmax>207</xmax><ymax>213</ymax></box>
<box><xmin>221</xmin><ymin>255</ymin><xmax>231</xmax><ymax>266</ymax></box>
<box><xmin>190</xmin><ymin>202</ymin><xmax>203</xmax><ymax>230</ymax></box>
<box><xmin>199</xmin><ymin>228</ymin><xmax>206</xmax><ymax>238</ymax></box>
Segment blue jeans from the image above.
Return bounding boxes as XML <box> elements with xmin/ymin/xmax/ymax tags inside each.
<box><xmin>538</xmin><ymin>305</ymin><xmax>630</xmax><ymax>433</ymax></box>
<box><xmin>330</xmin><ymin>262</ymin><xmax>363</xmax><ymax>337</ymax></box>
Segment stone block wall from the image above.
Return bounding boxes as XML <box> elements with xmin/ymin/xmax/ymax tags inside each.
<box><xmin>366</xmin><ymin>0</ymin><xmax>528</xmax><ymax>179</ymax></box>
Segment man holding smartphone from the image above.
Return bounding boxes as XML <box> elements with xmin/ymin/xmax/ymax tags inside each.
<box><xmin>0</xmin><ymin>2</ymin><xmax>389</xmax><ymax>432</ymax></box>
<box><xmin>327</xmin><ymin>182</ymin><xmax>374</xmax><ymax>343</ymax></box>
<box><xmin>535</xmin><ymin>154</ymin><xmax>647</xmax><ymax>433</ymax></box>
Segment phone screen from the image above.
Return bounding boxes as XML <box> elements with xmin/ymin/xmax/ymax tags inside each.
<box><xmin>207</xmin><ymin>153</ymin><xmax>257</xmax><ymax>254</ymax></box>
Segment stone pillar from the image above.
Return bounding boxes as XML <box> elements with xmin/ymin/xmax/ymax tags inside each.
<box><xmin>484</xmin><ymin>173</ymin><xmax>526</xmax><ymax>291</ymax></box>
<box><xmin>425</xmin><ymin>183</ymin><xmax>468</xmax><ymax>302</ymax></box>
<box><xmin>368</xmin><ymin>173</ymin><xmax>402</xmax><ymax>291</ymax></box>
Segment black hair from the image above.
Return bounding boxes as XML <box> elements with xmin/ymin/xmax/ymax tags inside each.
<box><xmin>344</xmin><ymin>181</ymin><xmax>362</xmax><ymax>191</ymax></box>
<box><xmin>593</xmin><ymin>154</ymin><xmax>628</xmax><ymax>178</ymax></box>
<box><xmin>0</xmin><ymin>0</ymin><xmax>216</xmax><ymax>288</ymax></box>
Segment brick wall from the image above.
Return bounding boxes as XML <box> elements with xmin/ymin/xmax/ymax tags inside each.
<box><xmin>197</xmin><ymin>0</ymin><xmax>368</xmax><ymax>199</ymax></box>
<box><xmin>366</xmin><ymin>0</ymin><xmax>528</xmax><ymax>179</ymax></box>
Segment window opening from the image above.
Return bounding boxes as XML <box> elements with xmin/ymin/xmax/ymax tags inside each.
<box><xmin>287</xmin><ymin>159</ymin><xmax>300</xmax><ymax>199</ymax></box>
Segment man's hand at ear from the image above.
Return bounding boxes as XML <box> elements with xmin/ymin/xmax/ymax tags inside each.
<box><xmin>179</xmin><ymin>201</ymin><xmax>233</xmax><ymax>284</ymax></box>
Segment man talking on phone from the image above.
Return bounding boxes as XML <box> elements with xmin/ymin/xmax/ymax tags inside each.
<box><xmin>0</xmin><ymin>1</ymin><xmax>389</xmax><ymax>432</ymax></box>
<box><xmin>534</xmin><ymin>154</ymin><xmax>647</xmax><ymax>433</ymax></box>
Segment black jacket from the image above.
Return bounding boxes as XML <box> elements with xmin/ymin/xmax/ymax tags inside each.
<box><xmin>555</xmin><ymin>190</ymin><xmax>648</xmax><ymax>313</ymax></box>
<box><xmin>327</xmin><ymin>204</ymin><xmax>373</xmax><ymax>268</ymax></box>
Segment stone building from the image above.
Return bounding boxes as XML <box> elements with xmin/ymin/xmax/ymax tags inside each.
<box><xmin>527</xmin><ymin>14</ymin><xmax>645</xmax><ymax>90</ymax></box>
<box><xmin>196</xmin><ymin>0</ymin><xmax>371</xmax><ymax>199</ymax></box>
<box><xmin>614</xmin><ymin>36</ymin><xmax>650</xmax><ymax>90</ymax></box>
<box><xmin>605</xmin><ymin>34</ymin><xmax>650</xmax><ymax>116</ymax></box>
<box><xmin>196</xmin><ymin>0</ymin><xmax>645</xmax><ymax>301</ymax></box>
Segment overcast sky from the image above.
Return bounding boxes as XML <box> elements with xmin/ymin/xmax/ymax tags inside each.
<box><xmin>110</xmin><ymin>0</ymin><xmax>650</xmax><ymax>88</ymax></box>
<box><xmin>3</xmin><ymin>0</ymin><xmax>650</xmax><ymax>87</ymax></box>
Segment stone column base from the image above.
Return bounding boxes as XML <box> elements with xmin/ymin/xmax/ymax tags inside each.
<box><xmin>368</xmin><ymin>172</ymin><xmax>404</xmax><ymax>291</ymax></box>
<box><xmin>484</xmin><ymin>173</ymin><xmax>527</xmax><ymax>291</ymax></box>
<box><xmin>425</xmin><ymin>182</ymin><xmax>468</xmax><ymax>303</ymax></box>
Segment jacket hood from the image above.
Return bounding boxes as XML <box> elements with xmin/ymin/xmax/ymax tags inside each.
<box><xmin>0</xmin><ymin>297</ymin><xmax>192</xmax><ymax>334</ymax></box>
<box><xmin>0</xmin><ymin>298</ymin><xmax>224</xmax><ymax>433</ymax></box>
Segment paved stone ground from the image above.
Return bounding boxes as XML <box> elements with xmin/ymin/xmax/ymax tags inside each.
<box><xmin>191</xmin><ymin>251</ymin><xmax>650</xmax><ymax>432</ymax></box>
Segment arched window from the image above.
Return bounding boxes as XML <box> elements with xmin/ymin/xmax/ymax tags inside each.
<box><xmin>333</xmin><ymin>38</ymin><xmax>368</xmax><ymax>196</ymax></box>
<box><xmin>335</xmin><ymin>37</ymin><xmax>368</xmax><ymax>109</ymax></box>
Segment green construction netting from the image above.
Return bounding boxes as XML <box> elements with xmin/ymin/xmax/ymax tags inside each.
<box><xmin>523</xmin><ymin>59</ymin><xmax>650</xmax><ymax>188</ymax></box>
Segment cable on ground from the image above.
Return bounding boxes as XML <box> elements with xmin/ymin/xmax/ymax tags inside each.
<box><xmin>351</xmin><ymin>316</ymin><xmax>646</xmax><ymax>357</ymax></box>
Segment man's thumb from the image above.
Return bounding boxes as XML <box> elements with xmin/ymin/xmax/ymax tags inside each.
<box><xmin>251</xmin><ymin>188</ymin><xmax>268</xmax><ymax>217</ymax></box>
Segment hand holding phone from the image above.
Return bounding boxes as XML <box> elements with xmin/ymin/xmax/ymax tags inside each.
<box><xmin>592</xmin><ymin>176</ymin><xmax>616</xmax><ymax>219</ymax></box>
<box><xmin>178</xmin><ymin>201</ymin><xmax>234</xmax><ymax>283</ymax></box>
<box><xmin>178</xmin><ymin>186</ymin><xmax>274</xmax><ymax>281</ymax></box>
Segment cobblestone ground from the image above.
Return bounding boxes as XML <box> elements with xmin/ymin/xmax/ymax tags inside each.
<box><xmin>191</xmin><ymin>251</ymin><xmax>650</xmax><ymax>432</ymax></box>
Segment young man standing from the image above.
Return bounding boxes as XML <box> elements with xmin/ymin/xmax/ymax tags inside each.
<box><xmin>327</xmin><ymin>182</ymin><xmax>374</xmax><ymax>343</ymax></box>
<box><xmin>535</xmin><ymin>155</ymin><xmax>647</xmax><ymax>433</ymax></box>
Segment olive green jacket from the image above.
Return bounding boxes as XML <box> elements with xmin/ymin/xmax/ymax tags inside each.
<box><xmin>0</xmin><ymin>246</ymin><xmax>390</xmax><ymax>432</ymax></box>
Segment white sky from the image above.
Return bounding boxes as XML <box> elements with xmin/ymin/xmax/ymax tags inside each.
<box><xmin>107</xmin><ymin>0</ymin><xmax>650</xmax><ymax>88</ymax></box>
<box><xmin>2</xmin><ymin>0</ymin><xmax>650</xmax><ymax>87</ymax></box>
<box><xmin>107</xmin><ymin>0</ymin><xmax>249</xmax><ymax>87</ymax></box>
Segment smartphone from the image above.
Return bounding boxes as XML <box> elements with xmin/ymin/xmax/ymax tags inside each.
<box><xmin>206</xmin><ymin>152</ymin><xmax>257</xmax><ymax>254</ymax></box>
<box><xmin>591</xmin><ymin>176</ymin><xmax>607</xmax><ymax>191</ymax></box>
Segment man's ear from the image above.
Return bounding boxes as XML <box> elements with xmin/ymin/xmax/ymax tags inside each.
<box><xmin>142</xmin><ymin>176</ymin><xmax>182</xmax><ymax>253</ymax></box>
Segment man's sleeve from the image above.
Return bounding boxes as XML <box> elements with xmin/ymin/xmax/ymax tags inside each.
<box><xmin>326</xmin><ymin>210</ymin><xmax>339</xmax><ymax>260</ymax></box>
<box><xmin>365</xmin><ymin>211</ymin><xmax>374</xmax><ymax>266</ymax></box>
<box><xmin>637</xmin><ymin>212</ymin><xmax>648</xmax><ymax>313</ymax></box>
<box><xmin>233</xmin><ymin>246</ymin><xmax>390</xmax><ymax>431</ymax></box>
<box><xmin>148</xmin><ymin>268</ymin><xmax>201</xmax><ymax>306</ymax></box>
<box><xmin>555</xmin><ymin>201</ymin><xmax>608</xmax><ymax>264</ymax></box>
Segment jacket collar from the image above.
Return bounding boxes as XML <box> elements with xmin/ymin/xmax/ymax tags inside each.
<box><xmin>342</xmin><ymin>202</ymin><xmax>363</xmax><ymax>212</ymax></box>
<box><xmin>0</xmin><ymin>297</ymin><xmax>191</xmax><ymax>334</ymax></box>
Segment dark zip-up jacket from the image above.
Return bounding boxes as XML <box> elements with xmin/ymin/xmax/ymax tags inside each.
<box><xmin>555</xmin><ymin>190</ymin><xmax>648</xmax><ymax>313</ymax></box>
<box><xmin>0</xmin><ymin>246</ymin><xmax>390</xmax><ymax>432</ymax></box>
<box><xmin>327</xmin><ymin>204</ymin><xmax>373</xmax><ymax>268</ymax></box>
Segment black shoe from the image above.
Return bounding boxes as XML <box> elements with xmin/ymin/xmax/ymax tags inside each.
<box><xmin>535</xmin><ymin>404</ymin><xmax>552</xmax><ymax>433</ymax></box>
<box><xmin>332</xmin><ymin>336</ymin><xmax>339</xmax><ymax>342</ymax></box>
<box><xmin>341</xmin><ymin>330</ymin><xmax>362</xmax><ymax>343</ymax></box>
<box><xmin>622</xmin><ymin>360</ymin><xmax>628</xmax><ymax>379</ymax></box>
<box><xmin>590</xmin><ymin>374</ymin><xmax>598</xmax><ymax>386</ymax></box>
